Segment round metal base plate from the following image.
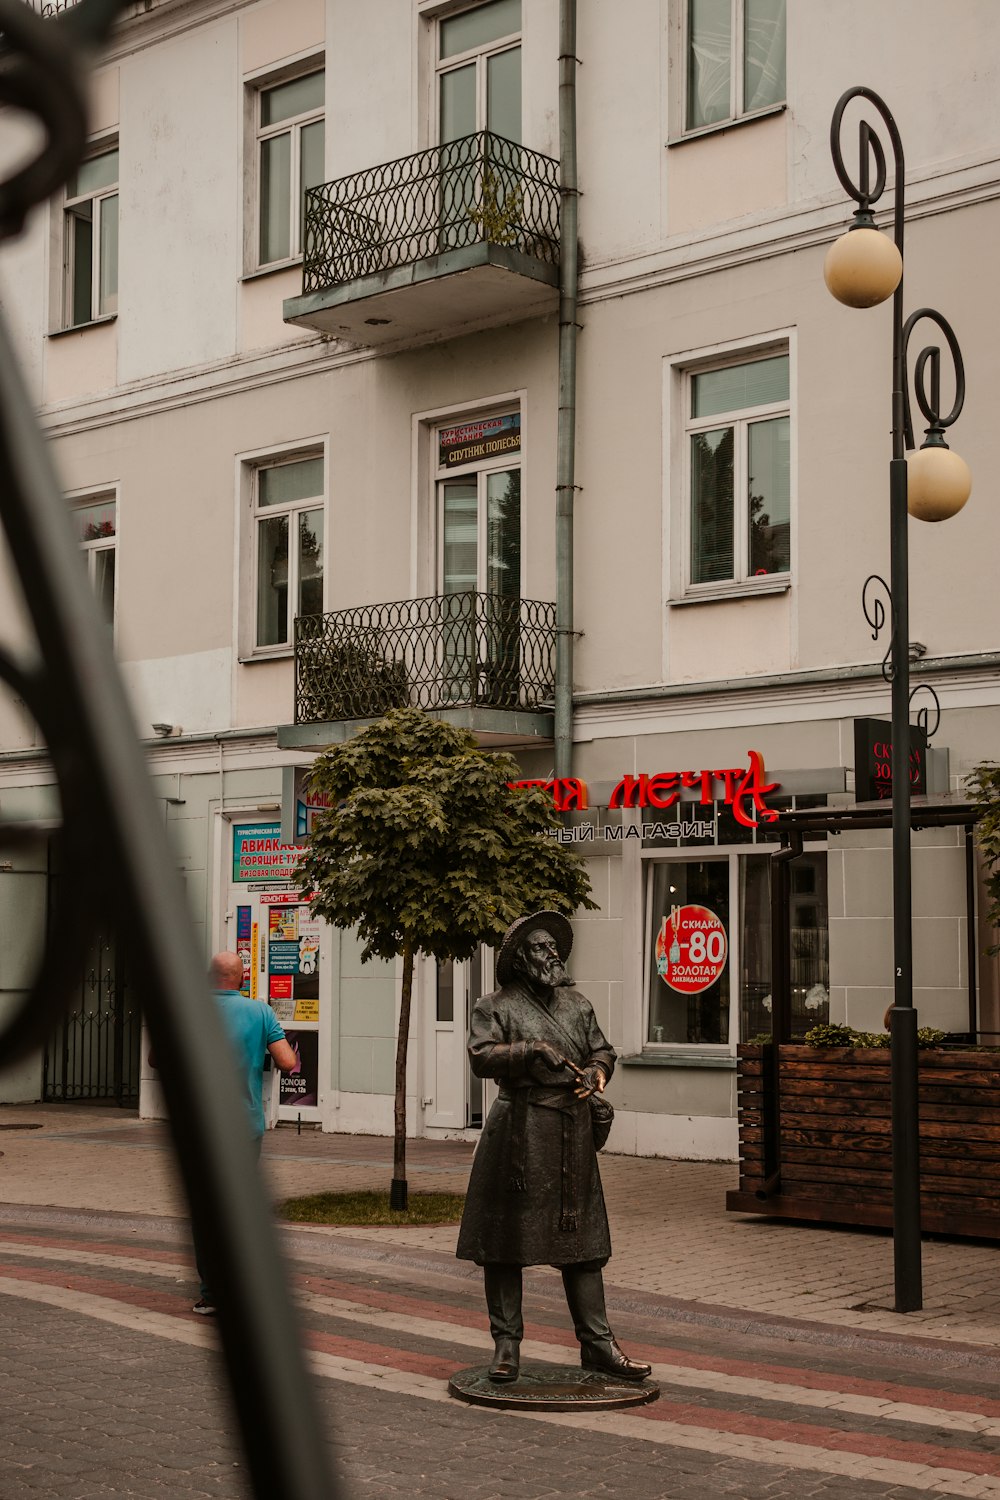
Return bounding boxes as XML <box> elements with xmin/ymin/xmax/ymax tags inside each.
<box><xmin>447</xmin><ymin>1363</ymin><xmax>660</xmax><ymax>1412</ymax></box>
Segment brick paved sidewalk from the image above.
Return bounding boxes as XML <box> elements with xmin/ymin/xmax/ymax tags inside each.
<box><xmin>1</xmin><ymin>1101</ymin><xmax>998</xmax><ymax>1351</ymax></box>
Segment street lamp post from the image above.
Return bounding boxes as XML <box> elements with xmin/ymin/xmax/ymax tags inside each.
<box><xmin>825</xmin><ymin>88</ymin><xmax>971</xmax><ymax>1313</ymax></box>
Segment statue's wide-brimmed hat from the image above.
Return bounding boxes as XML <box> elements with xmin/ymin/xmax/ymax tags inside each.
<box><xmin>495</xmin><ymin>910</ymin><xmax>574</xmax><ymax>986</ymax></box>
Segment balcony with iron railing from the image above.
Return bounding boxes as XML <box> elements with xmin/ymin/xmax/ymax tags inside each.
<box><xmin>277</xmin><ymin>592</ymin><xmax>557</xmax><ymax>748</ymax></box>
<box><xmin>283</xmin><ymin>132</ymin><xmax>561</xmax><ymax>349</ymax></box>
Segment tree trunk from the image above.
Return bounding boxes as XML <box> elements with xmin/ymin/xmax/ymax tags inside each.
<box><xmin>390</xmin><ymin>936</ymin><xmax>414</xmax><ymax>1211</ymax></box>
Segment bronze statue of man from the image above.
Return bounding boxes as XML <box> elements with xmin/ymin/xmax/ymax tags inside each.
<box><xmin>456</xmin><ymin>911</ymin><xmax>651</xmax><ymax>1385</ymax></box>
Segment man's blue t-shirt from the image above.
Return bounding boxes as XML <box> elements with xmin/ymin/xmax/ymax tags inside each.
<box><xmin>215</xmin><ymin>989</ymin><xmax>286</xmax><ymax>1139</ymax></box>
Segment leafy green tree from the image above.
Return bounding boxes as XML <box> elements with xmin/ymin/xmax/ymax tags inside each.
<box><xmin>969</xmin><ymin>762</ymin><xmax>1000</xmax><ymax>954</ymax></box>
<box><xmin>300</xmin><ymin>707</ymin><xmax>596</xmax><ymax>1207</ymax></box>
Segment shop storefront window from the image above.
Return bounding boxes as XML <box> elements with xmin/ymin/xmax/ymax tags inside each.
<box><xmin>646</xmin><ymin>859</ymin><xmax>731</xmax><ymax>1045</ymax></box>
<box><xmin>644</xmin><ymin>838</ymin><xmax>829</xmax><ymax>1048</ymax></box>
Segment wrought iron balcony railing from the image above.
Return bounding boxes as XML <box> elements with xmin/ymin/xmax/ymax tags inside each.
<box><xmin>29</xmin><ymin>0</ymin><xmax>81</xmax><ymax>15</ymax></box>
<box><xmin>302</xmin><ymin>131</ymin><xmax>560</xmax><ymax>293</ymax></box>
<box><xmin>295</xmin><ymin>592</ymin><xmax>556</xmax><ymax>724</ymax></box>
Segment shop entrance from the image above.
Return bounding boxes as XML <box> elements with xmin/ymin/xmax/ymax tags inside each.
<box><xmin>424</xmin><ymin>946</ymin><xmax>496</xmax><ymax>1132</ymax></box>
<box><xmin>231</xmin><ymin>887</ymin><xmax>324</xmax><ymax>1124</ymax></box>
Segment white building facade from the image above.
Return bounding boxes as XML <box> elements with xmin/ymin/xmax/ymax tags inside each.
<box><xmin>0</xmin><ymin>0</ymin><xmax>998</xmax><ymax>1157</ymax></box>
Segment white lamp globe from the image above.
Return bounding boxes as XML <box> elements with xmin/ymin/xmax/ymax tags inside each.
<box><xmin>906</xmin><ymin>444</ymin><xmax>972</xmax><ymax>522</ymax></box>
<box><xmin>824</xmin><ymin>227</ymin><xmax>903</xmax><ymax>308</ymax></box>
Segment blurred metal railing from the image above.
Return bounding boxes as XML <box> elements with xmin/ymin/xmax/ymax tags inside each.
<box><xmin>302</xmin><ymin>131</ymin><xmax>560</xmax><ymax>292</ymax></box>
<box><xmin>28</xmin><ymin>0</ymin><xmax>81</xmax><ymax>16</ymax></box>
<box><xmin>295</xmin><ymin>592</ymin><xmax>557</xmax><ymax>723</ymax></box>
<box><xmin>0</xmin><ymin>3</ymin><xmax>340</xmax><ymax>1496</ymax></box>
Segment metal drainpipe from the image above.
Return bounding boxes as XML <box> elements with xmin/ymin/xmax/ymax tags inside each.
<box><xmin>554</xmin><ymin>0</ymin><xmax>579</xmax><ymax>782</ymax></box>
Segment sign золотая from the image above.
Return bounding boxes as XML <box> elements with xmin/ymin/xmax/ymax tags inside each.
<box><xmin>853</xmin><ymin>718</ymin><xmax>927</xmax><ymax>802</ymax></box>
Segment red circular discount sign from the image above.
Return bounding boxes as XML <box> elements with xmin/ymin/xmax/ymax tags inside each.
<box><xmin>655</xmin><ymin>905</ymin><xmax>728</xmax><ymax>994</ymax></box>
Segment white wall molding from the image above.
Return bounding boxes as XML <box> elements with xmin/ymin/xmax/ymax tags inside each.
<box><xmin>575</xmin><ymin>663</ymin><xmax>1000</xmax><ymax>741</ymax></box>
<box><xmin>579</xmin><ymin>153</ymin><xmax>1000</xmax><ymax>306</ymax></box>
<box><xmin>37</xmin><ymin>336</ymin><xmax>369</xmax><ymax>438</ymax></box>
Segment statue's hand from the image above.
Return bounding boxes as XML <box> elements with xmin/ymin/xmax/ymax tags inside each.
<box><xmin>531</xmin><ymin>1041</ymin><xmax>565</xmax><ymax>1071</ymax></box>
<box><xmin>572</xmin><ymin>1065</ymin><xmax>607</xmax><ymax>1099</ymax></box>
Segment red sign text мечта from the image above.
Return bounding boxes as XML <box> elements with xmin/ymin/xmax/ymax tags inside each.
<box><xmin>608</xmin><ymin>751</ymin><xmax>778</xmax><ymax>828</ymax></box>
<box><xmin>512</xmin><ymin>752</ymin><xmax>780</xmax><ymax>830</ymax></box>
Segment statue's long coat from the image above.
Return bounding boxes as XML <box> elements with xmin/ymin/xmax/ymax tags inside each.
<box><xmin>455</xmin><ymin>981</ymin><xmax>616</xmax><ymax>1267</ymax></box>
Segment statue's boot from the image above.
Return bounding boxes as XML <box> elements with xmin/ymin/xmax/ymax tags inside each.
<box><xmin>561</xmin><ymin>1264</ymin><xmax>652</xmax><ymax>1382</ymax></box>
<box><xmin>484</xmin><ymin>1264</ymin><xmax>522</xmax><ymax>1382</ymax></box>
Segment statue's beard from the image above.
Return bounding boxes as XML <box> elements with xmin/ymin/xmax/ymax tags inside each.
<box><xmin>527</xmin><ymin>957</ymin><xmax>565</xmax><ymax>988</ymax></box>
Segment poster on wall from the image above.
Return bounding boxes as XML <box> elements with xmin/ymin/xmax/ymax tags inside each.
<box><xmin>236</xmin><ymin>906</ymin><xmax>252</xmax><ymax>996</ymax></box>
<box><xmin>280</xmin><ymin>1030</ymin><xmax>318</xmax><ymax>1108</ymax></box>
<box><xmin>269</xmin><ymin>907</ymin><xmax>298</xmax><ymax>941</ymax></box>
<box><xmin>250</xmin><ymin>922</ymin><xmax>259</xmax><ymax>1000</ymax></box>
<box><xmin>232</xmin><ymin>822</ymin><xmax>304</xmax><ymax>884</ymax></box>
<box><xmin>298</xmin><ymin>914</ymin><xmax>320</xmax><ymax>976</ymax></box>
<box><xmin>655</xmin><ymin>904</ymin><xmax>728</xmax><ymax>995</ymax></box>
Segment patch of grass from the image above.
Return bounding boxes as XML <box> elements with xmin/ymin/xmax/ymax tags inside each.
<box><xmin>279</xmin><ymin>1189</ymin><xmax>465</xmax><ymax>1226</ymax></box>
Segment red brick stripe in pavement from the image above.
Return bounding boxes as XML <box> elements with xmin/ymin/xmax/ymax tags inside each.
<box><xmin>304</xmin><ymin>1328</ymin><xmax>457</xmax><ymax>1381</ymax></box>
<box><xmin>0</xmin><ymin>1228</ymin><xmax>188</xmax><ymax>1264</ymax></box>
<box><xmin>638</xmin><ymin>1395</ymin><xmax>1000</xmax><ymax>1477</ymax></box>
<box><xmin>0</xmin><ymin>1260</ymin><xmax>193</xmax><ymax>1318</ymax></box>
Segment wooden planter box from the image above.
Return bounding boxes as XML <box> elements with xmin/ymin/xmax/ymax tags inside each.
<box><xmin>727</xmin><ymin>1043</ymin><xmax>1000</xmax><ymax>1239</ymax></box>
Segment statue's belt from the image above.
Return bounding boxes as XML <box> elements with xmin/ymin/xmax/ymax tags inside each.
<box><xmin>498</xmin><ymin>1085</ymin><xmax>580</xmax><ymax>1108</ymax></box>
<box><xmin>497</xmin><ymin>1085</ymin><xmax>586</xmax><ymax>1232</ymax></box>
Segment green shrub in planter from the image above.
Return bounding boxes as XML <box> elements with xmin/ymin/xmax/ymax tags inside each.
<box><xmin>803</xmin><ymin>1022</ymin><xmax>945</xmax><ymax>1049</ymax></box>
<box><xmin>803</xmin><ymin>1023</ymin><xmax>858</xmax><ymax>1047</ymax></box>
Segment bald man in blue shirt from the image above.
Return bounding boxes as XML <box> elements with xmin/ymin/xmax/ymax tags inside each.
<box><xmin>151</xmin><ymin>950</ymin><xmax>297</xmax><ymax>1314</ymax></box>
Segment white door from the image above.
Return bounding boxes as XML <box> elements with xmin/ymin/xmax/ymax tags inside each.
<box><xmin>422</xmin><ymin>947</ymin><xmax>496</xmax><ymax>1133</ymax></box>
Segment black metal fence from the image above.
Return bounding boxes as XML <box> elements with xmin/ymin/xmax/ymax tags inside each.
<box><xmin>303</xmin><ymin>131</ymin><xmax>560</xmax><ymax>292</ymax></box>
<box><xmin>295</xmin><ymin>592</ymin><xmax>556</xmax><ymax>724</ymax></box>
<box><xmin>44</xmin><ymin>929</ymin><xmax>139</xmax><ymax>1104</ymax></box>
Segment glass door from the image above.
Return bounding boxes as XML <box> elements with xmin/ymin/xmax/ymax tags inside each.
<box><xmin>440</xmin><ymin>467</ymin><xmax>521</xmax><ymax>705</ymax></box>
<box><xmin>740</xmin><ymin>852</ymin><xmax>830</xmax><ymax>1039</ymax></box>
<box><xmin>437</xmin><ymin>0</ymin><xmax>521</xmax><ymax>250</ymax></box>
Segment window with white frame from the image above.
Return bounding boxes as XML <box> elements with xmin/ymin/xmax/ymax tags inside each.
<box><xmin>255</xmin><ymin>68</ymin><xmax>325</xmax><ymax>267</ymax></box>
<box><xmin>251</xmin><ymin>454</ymin><xmax>325</xmax><ymax>650</ymax></box>
<box><xmin>684</xmin><ymin>0</ymin><xmax>785</xmax><ymax>133</ymax></box>
<box><xmin>64</xmin><ymin>145</ymin><xmax>118</xmax><ymax>327</ymax></box>
<box><xmin>436</xmin><ymin>0</ymin><xmax>521</xmax><ymax>145</ymax></box>
<box><xmin>72</xmin><ymin>494</ymin><xmax>116</xmax><ymax>629</ymax></box>
<box><xmin>684</xmin><ymin>350</ymin><xmax>790</xmax><ymax>592</ymax></box>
